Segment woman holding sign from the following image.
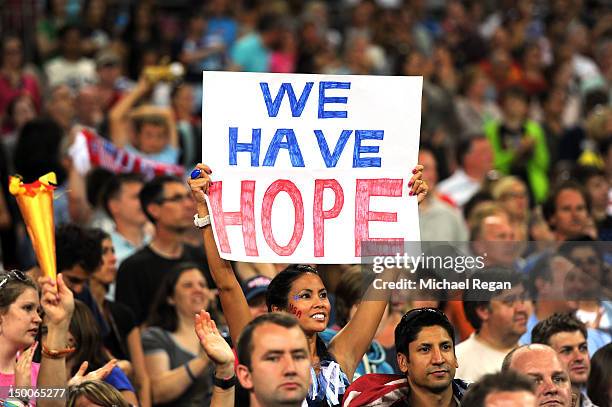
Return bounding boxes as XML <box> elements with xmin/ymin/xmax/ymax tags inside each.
<box><xmin>188</xmin><ymin>163</ymin><xmax>428</xmax><ymax>406</ymax></box>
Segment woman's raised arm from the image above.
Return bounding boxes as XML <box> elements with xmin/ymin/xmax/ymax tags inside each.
<box><xmin>188</xmin><ymin>164</ymin><xmax>253</xmax><ymax>345</ymax></box>
<box><xmin>329</xmin><ymin>165</ymin><xmax>428</xmax><ymax>379</ymax></box>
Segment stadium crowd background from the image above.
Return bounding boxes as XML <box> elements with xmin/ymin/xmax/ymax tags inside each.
<box><xmin>0</xmin><ymin>0</ymin><xmax>611</xmax><ymax>406</ymax></box>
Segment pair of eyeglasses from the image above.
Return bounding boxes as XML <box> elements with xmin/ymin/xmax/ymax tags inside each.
<box><xmin>156</xmin><ymin>193</ymin><xmax>192</xmax><ymax>204</ymax></box>
<box><xmin>0</xmin><ymin>270</ymin><xmax>27</xmax><ymax>290</ymax></box>
<box><xmin>401</xmin><ymin>307</ymin><xmax>448</xmax><ymax>324</ymax></box>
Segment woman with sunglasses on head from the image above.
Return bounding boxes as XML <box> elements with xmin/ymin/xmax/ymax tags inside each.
<box><xmin>188</xmin><ymin>163</ymin><xmax>429</xmax><ymax>406</ymax></box>
<box><xmin>1</xmin><ymin>270</ymin><xmax>75</xmax><ymax>406</ymax></box>
<box><xmin>0</xmin><ymin>270</ymin><xmax>42</xmax><ymax>397</ymax></box>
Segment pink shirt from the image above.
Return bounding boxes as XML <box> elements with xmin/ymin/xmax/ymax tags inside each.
<box><xmin>0</xmin><ymin>362</ymin><xmax>40</xmax><ymax>405</ymax></box>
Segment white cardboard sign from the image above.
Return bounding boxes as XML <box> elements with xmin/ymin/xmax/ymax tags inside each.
<box><xmin>202</xmin><ymin>72</ymin><xmax>422</xmax><ymax>263</ymax></box>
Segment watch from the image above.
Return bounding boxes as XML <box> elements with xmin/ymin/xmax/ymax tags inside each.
<box><xmin>193</xmin><ymin>214</ymin><xmax>211</xmax><ymax>229</ymax></box>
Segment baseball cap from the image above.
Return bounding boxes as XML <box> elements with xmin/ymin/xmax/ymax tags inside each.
<box><xmin>96</xmin><ymin>49</ymin><xmax>121</xmax><ymax>68</ymax></box>
<box><xmin>243</xmin><ymin>275</ymin><xmax>271</xmax><ymax>303</ymax></box>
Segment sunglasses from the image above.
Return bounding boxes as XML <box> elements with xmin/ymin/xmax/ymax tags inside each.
<box><xmin>0</xmin><ymin>270</ymin><xmax>28</xmax><ymax>290</ymax></box>
<box><xmin>294</xmin><ymin>265</ymin><xmax>317</xmax><ymax>273</ymax></box>
<box><xmin>156</xmin><ymin>193</ymin><xmax>192</xmax><ymax>204</ymax></box>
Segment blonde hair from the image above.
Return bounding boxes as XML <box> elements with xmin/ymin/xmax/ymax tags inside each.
<box><xmin>491</xmin><ymin>176</ymin><xmax>525</xmax><ymax>200</ymax></box>
<box><xmin>66</xmin><ymin>380</ymin><xmax>130</xmax><ymax>407</ymax></box>
<box><xmin>585</xmin><ymin>106</ymin><xmax>612</xmax><ymax>142</ymax></box>
<box><xmin>468</xmin><ymin>202</ymin><xmax>510</xmax><ymax>240</ymax></box>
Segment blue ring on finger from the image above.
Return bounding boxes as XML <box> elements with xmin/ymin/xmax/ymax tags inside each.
<box><xmin>190</xmin><ymin>169</ymin><xmax>202</xmax><ymax>179</ymax></box>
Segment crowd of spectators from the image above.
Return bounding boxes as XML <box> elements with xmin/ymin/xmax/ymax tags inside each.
<box><xmin>0</xmin><ymin>0</ymin><xmax>611</xmax><ymax>406</ymax></box>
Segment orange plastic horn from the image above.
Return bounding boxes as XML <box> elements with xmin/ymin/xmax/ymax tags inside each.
<box><xmin>9</xmin><ymin>173</ymin><xmax>57</xmax><ymax>280</ymax></box>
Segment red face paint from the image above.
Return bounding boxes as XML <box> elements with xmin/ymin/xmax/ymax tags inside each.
<box><xmin>288</xmin><ymin>303</ymin><xmax>302</xmax><ymax>319</ymax></box>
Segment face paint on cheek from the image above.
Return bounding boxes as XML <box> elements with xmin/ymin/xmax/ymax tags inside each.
<box><xmin>288</xmin><ymin>303</ymin><xmax>302</xmax><ymax>319</ymax></box>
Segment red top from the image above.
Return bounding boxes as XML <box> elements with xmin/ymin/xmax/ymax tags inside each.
<box><xmin>0</xmin><ymin>71</ymin><xmax>41</xmax><ymax>130</ymax></box>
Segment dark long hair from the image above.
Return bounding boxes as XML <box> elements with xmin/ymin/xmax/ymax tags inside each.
<box><xmin>587</xmin><ymin>343</ymin><xmax>612</xmax><ymax>406</ymax></box>
<box><xmin>146</xmin><ymin>262</ymin><xmax>209</xmax><ymax>332</ymax></box>
<box><xmin>88</xmin><ymin>228</ymin><xmax>112</xmax><ymax>272</ymax></box>
<box><xmin>14</xmin><ymin>118</ymin><xmax>66</xmax><ymax>185</ymax></box>
<box><xmin>265</xmin><ymin>265</ymin><xmax>319</xmax><ymax>312</ymax></box>
<box><xmin>265</xmin><ymin>265</ymin><xmax>332</xmax><ymax>361</ymax></box>
<box><xmin>69</xmin><ymin>300</ymin><xmax>110</xmax><ymax>375</ymax></box>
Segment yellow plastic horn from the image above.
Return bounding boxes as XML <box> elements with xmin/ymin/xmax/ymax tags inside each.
<box><xmin>9</xmin><ymin>172</ymin><xmax>57</xmax><ymax>280</ymax></box>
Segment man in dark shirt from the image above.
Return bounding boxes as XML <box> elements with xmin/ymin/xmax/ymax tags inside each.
<box><xmin>116</xmin><ymin>175</ymin><xmax>210</xmax><ymax>325</ymax></box>
<box><xmin>344</xmin><ymin>308</ymin><xmax>469</xmax><ymax>407</ymax></box>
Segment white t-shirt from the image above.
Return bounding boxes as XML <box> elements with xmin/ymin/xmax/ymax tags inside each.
<box><xmin>576</xmin><ymin>307</ymin><xmax>611</xmax><ymax>331</ymax></box>
<box><xmin>456</xmin><ymin>333</ymin><xmax>514</xmax><ymax>382</ymax></box>
<box><xmin>437</xmin><ymin>169</ymin><xmax>482</xmax><ymax>208</ymax></box>
<box><xmin>44</xmin><ymin>57</ymin><xmax>96</xmax><ymax>88</ymax></box>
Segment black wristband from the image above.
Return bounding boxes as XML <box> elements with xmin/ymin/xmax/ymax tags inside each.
<box><xmin>213</xmin><ymin>374</ymin><xmax>237</xmax><ymax>389</ymax></box>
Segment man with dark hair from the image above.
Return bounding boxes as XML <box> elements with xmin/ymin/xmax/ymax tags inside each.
<box><xmin>344</xmin><ymin>308</ymin><xmax>469</xmax><ymax>407</ymax></box>
<box><xmin>101</xmin><ymin>173</ymin><xmax>149</xmax><ymax>267</ymax></box>
<box><xmin>115</xmin><ymin>175</ymin><xmax>210</xmax><ymax>325</ymax></box>
<box><xmin>501</xmin><ymin>344</ymin><xmax>574</xmax><ymax>407</ymax></box>
<box><xmin>437</xmin><ymin>135</ymin><xmax>494</xmax><ymax>208</ymax></box>
<box><xmin>574</xmin><ymin>165</ymin><xmax>612</xmax><ymax>240</ymax></box>
<box><xmin>56</xmin><ymin>223</ymin><xmax>102</xmax><ymax>294</ymax></box>
<box><xmin>457</xmin><ymin>268</ymin><xmax>528</xmax><ymax>381</ymax></box>
<box><xmin>559</xmin><ymin>238</ymin><xmax>605</xmax><ymax>303</ymax></box>
<box><xmin>543</xmin><ymin>181</ymin><xmax>592</xmax><ymax>241</ymax></box>
<box><xmin>43</xmin><ymin>24</ymin><xmax>96</xmax><ymax>89</ymax></box>
<box><xmin>55</xmin><ymin>223</ymin><xmax>112</xmax><ymax>340</ymax></box>
<box><xmin>559</xmin><ymin>238</ymin><xmax>612</xmax><ymax>331</ymax></box>
<box><xmin>521</xmin><ymin>253</ymin><xmax>580</xmax><ymax>344</ymax></box>
<box><xmin>461</xmin><ymin>371</ymin><xmax>536</xmax><ymax>407</ymax></box>
<box><xmin>532</xmin><ymin>313</ymin><xmax>596</xmax><ymax>407</ymax></box>
<box><xmin>236</xmin><ymin>313</ymin><xmax>311</xmax><ymax>407</ymax></box>
<box><xmin>521</xmin><ymin>252</ymin><xmax>610</xmax><ymax>354</ymax></box>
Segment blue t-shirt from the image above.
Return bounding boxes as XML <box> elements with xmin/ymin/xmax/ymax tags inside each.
<box><xmin>230</xmin><ymin>33</ymin><xmax>269</xmax><ymax>72</ymax></box>
<box><xmin>125</xmin><ymin>143</ymin><xmax>179</xmax><ymax>165</ymax></box>
<box><xmin>207</xmin><ymin>18</ymin><xmax>238</xmax><ymax>48</ymax></box>
<box><xmin>105</xmin><ymin>366</ymin><xmax>135</xmax><ymax>392</ymax></box>
<box><xmin>182</xmin><ymin>35</ymin><xmax>225</xmax><ymax>74</ymax></box>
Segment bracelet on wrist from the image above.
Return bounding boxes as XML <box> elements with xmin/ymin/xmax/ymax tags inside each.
<box><xmin>213</xmin><ymin>373</ymin><xmax>237</xmax><ymax>389</ymax></box>
<box><xmin>41</xmin><ymin>342</ymin><xmax>76</xmax><ymax>359</ymax></box>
